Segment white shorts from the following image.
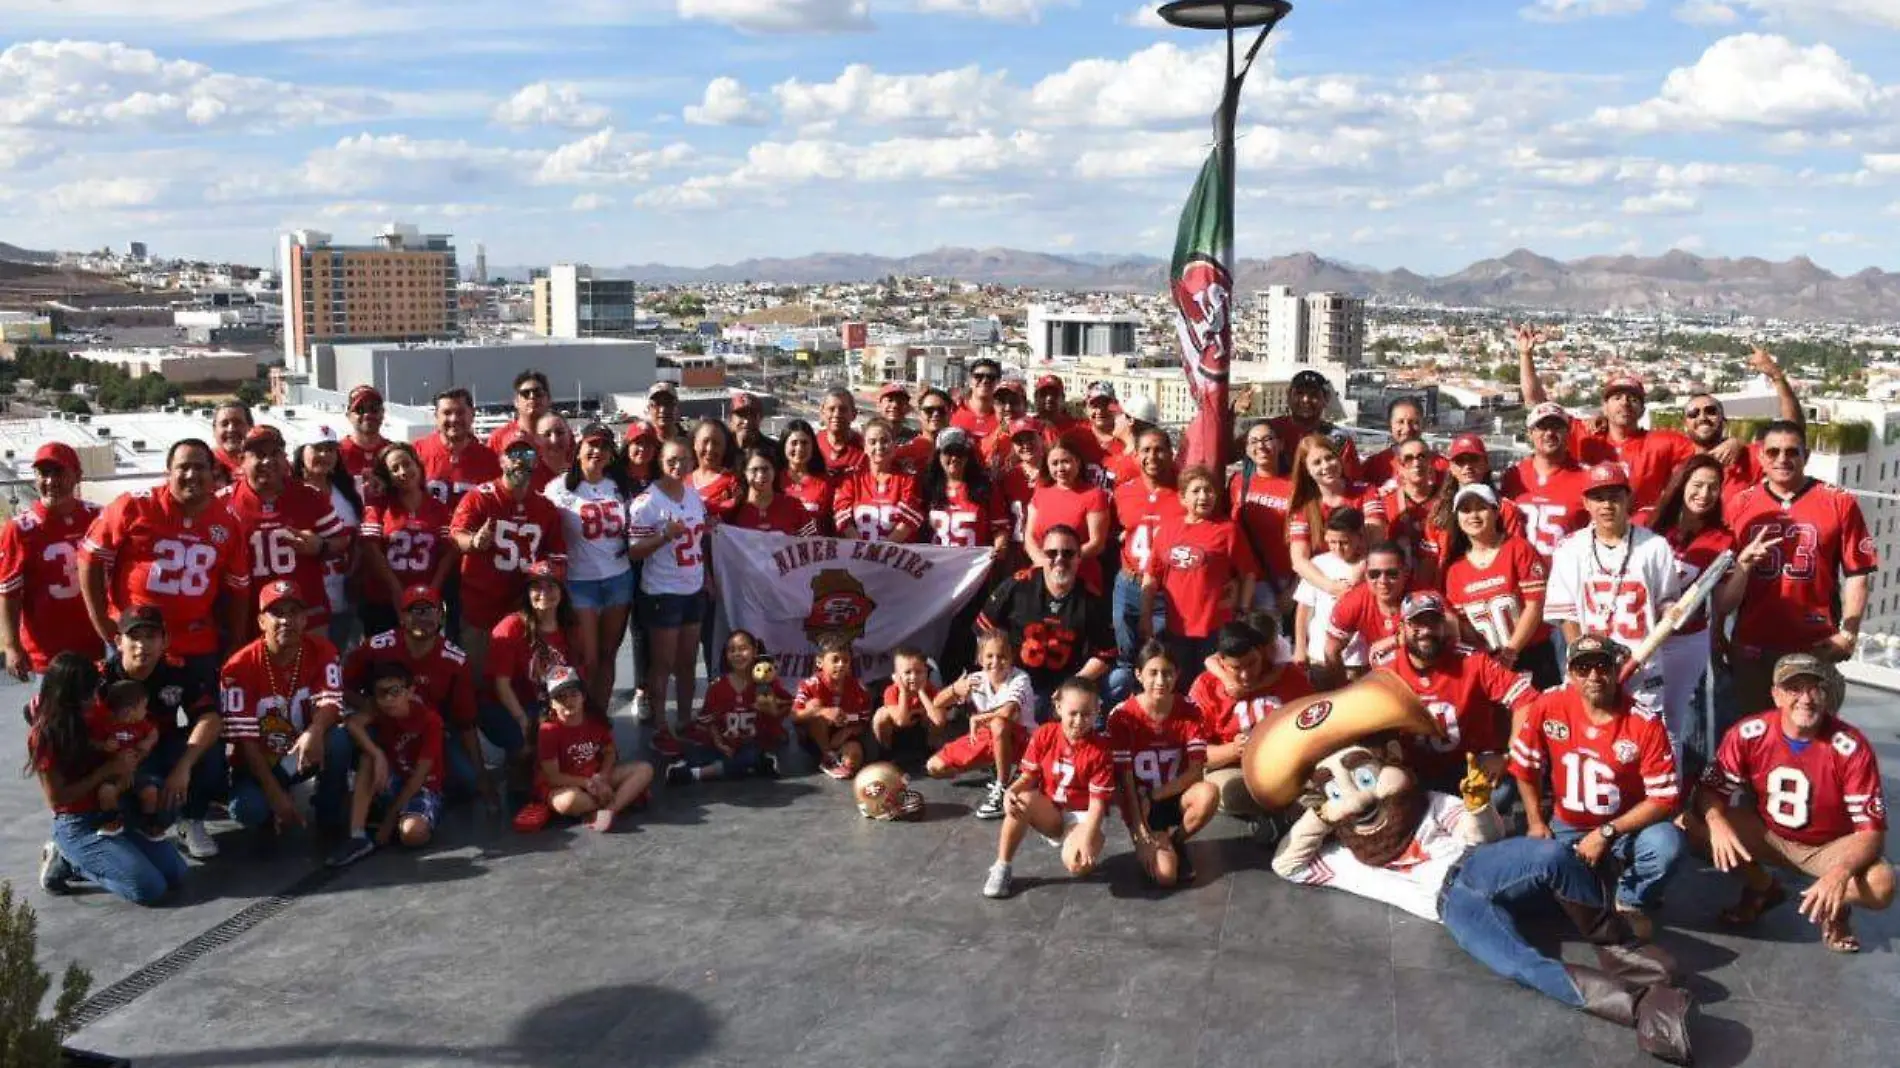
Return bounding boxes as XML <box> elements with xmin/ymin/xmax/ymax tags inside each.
<box><xmin>1040</xmin><ymin>810</ymin><xmax>1084</xmax><ymax>848</ymax></box>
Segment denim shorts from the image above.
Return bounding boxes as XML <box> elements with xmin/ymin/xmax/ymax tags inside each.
<box><xmin>639</xmin><ymin>592</ymin><xmax>705</xmax><ymax>629</ymax></box>
<box><xmin>568</xmin><ymin>569</ymin><xmax>635</xmax><ymax>611</ymax></box>
<box><xmin>380</xmin><ymin>785</ymin><xmax>443</xmax><ymax>830</ymax></box>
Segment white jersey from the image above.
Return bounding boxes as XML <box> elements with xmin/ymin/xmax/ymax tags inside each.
<box><xmin>1544</xmin><ymin>525</ymin><xmax>1682</xmax><ymax>656</ymax></box>
<box><xmin>1277</xmin><ymin>792</ymin><xmax>1472</xmax><ymax>922</ymax></box>
<box><xmin>545</xmin><ymin>477</ymin><xmax>632</xmax><ymax>582</ymax></box>
<box><xmin>1293</xmin><ymin>552</ymin><xmax>1364</xmax><ymax>666</ymax></box>
<box><xmin>968</xmin><ymin>667</ymin><xmax>1036</xmax><ymax>730</ymax></box>
<box><xmin>628</xmin><ymin>483</ymin><xmax>709</xmax><ymax>596</ymax></box>
<box><xmin>322</xmin><ymin>486</ymin><xmax>359</xmax><ymax>616</ymax></box>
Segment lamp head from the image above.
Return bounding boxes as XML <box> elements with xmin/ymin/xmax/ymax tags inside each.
<box><xmin>1158</xmin><ymin>0</ymin><xmax>1293</xmax><ymax>30</ymax></box>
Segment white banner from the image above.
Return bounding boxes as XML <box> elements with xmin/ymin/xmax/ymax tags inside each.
<box><xmin>710</xmin><ymin>526</ymin><xmax>993</xmax><ymax>683</ymax></box>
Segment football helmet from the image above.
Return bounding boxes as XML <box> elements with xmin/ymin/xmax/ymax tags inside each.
<box><xmin>854</xmin><ymin>762</ymin><xmax>924</xmax><ymax>821</ymax></box>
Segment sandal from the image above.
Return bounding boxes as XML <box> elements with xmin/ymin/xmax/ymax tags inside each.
<box><xmin>1718</xmin><ymin>880</ymin><xmax>1788</xmax><ymax>927</ymax></box>
<box><xmin>1822</xmin><ymin>910</ymin><xmax>1861</xmax><ymax>954</ymax></box>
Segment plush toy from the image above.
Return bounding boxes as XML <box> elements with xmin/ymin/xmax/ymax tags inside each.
<box><xmin>1245</xmin><ymin>672</ymin><xmax>1694</xmax><ymax>1066</ymax></box>
<box><xmin>752</xmin><ymin>658</ymin><xmax>784</xmax><ymax>719</ymax></box>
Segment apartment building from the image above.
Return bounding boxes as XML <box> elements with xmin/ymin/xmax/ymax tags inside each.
<box><xmin>280</xmin><ymin>223</ymin><xmax>458</xmax><ymax>373</ymax></box>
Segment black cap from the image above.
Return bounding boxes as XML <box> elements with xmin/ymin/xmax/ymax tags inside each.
<box><xmin>1567</xmin><ymin>633</ymin><xmax>1627</xmax><ymax>669</ymax></box>
<box><xmin>1290</xmin><ymin>370</ymin><xmax>1331</xmax><ymax>393</ymax></box>
<box><xmin>117</xmin><ymin>604</ymin><xmax>166</xmax><ymax>636</ymax></box>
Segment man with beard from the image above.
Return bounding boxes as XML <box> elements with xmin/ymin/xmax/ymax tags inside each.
<box><xmin>978</xmin><ymin>526</ymin><xmax>1118</xmax><ymax>721</ymax></box>
<box><xmin>727</xmin><ymin>390</ymin><xmax>777</xmax><ymax>463</ymax></box>
<box><xmin>1259</xmin><ymin>682</ymin><xmax>1695</xmax><ymax>1064</ymax></box>
<box><xmin>1267</xmin><ymin>370</ymin><xmax>1360</xmax><ymax>479</ymax></box>
<box><xmin>1387</xmin><ymin>591</ymin><xmax>1535</xmax><ymax>796</ymax></box>
<box><xmin>1679</xmin><ymin>347</ymin><xmax>1802</xmax><ymax>501</ymax></box>
<box><xmin>343</xmin><ymin>584</ymin><xmax>484</xmax><ymax>801</ymax></box>
<box><xmin>1501</xmin><ymin>402</ymin><xmax>1594</xmax><ymax>558</ymax></box>
<box><xmin>221</xmin><ymin>425</ymin><xmax>350</xmax><ymax>638</ymax></box>
<box><xmin>1376</xmin><ymin>436</ymin><xmax>1443</xmax><ymax>582</ymax></box>
<box><xmin>1360</xmin><ymin>398</ymin><xmax>1447</xmax><ymax>490</ymax></box>
<box><xmin>450</xmin><ymin>438</ymin><xmax>567</xmax><ymax>685</ymax></box>
<box><xmin>339</xmin><ymin>385</ymin><xmax>390</xmax><ymax>498</ymax></box>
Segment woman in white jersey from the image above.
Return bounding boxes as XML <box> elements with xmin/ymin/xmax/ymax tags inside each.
<box><xmin>546</xmin><ymin>423</ymin><xmax>638</xmax><ymax>714</ymax></box>
<box><xmin>627</xmin><ymin>438</ymin><xmax>709</xmax><ymax>759</ymax></box>
<box><xmin>293</xmin><ymin>425</ymin><xmax>363</xmax><ymax>653</ymax></box>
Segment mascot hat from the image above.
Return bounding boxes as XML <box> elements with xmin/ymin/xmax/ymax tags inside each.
<box><xmin>1242</xmin><ymin>671</ymin><xmax>1436</xmax><ymax>809</ymax></box>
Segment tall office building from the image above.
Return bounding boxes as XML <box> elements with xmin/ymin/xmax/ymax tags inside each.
<box><xmin>533</xmin><ymin>264</ymin><xmax>638</xmax><ymax>339</ymax></box>
<box><xmin>280</xmin><ymin>223</ymin><xmax>458</xmax><ymax>373</ymax></box>
<box><xmin>1252</xmin><ymin>285</ymin><xmax>1365</xmax><ymax>369</ymax></box>
<box><xmin>1024</xmin><ymin>304</ymin><xmax>1141</xmax><ymax>362</ymax></box>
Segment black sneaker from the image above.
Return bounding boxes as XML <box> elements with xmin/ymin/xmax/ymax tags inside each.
<box><xmin>1172</xmin><ymin>832</ymin><xmax>1197</xmax><ymax>884</ymax></box>
<box><xmin>974</xmin><ymin>779</ymin><xmax>1006</xmax><ymax>820</ymax></box>
<box><xmin>756</xmin><ymin>751</ymin><xmax>781</xmax><ymax>779</ymax></box>
<box><xmin>325</xmin><ymin>834</ymin><xmax>375</xmax><ymax>868</ymax></box>
<box><xmin>664</xmin><ymin>760</ymin><xmax>694</xmax><ymax>787</ymax></box>
<box><xmin>39</xmin><ymin>842</ymin><xmax>73</xmax><ymax>895</ymax></box>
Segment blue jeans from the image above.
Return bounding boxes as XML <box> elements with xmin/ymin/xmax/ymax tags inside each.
<box><xmin>50</xmin><ymin>812</ymin><xmax>188</xmax><ymax>905</ymax></box>
<box><xmin>478</xmin><ymin>700</ymin><xmax>544</xmax><ymax>756</ymax></box>
<box><xmin>229</xmin><ymin>727</ymin><xmax>355</xmax><ymax>831</ymax></box>
<box><xmin>687</xmin><ymin>742</ymin><xmax>762</xmax><ymax>777</ymax></box>
<box><xmin>443</xmin><ymin>727</ymin><xmax>482</xmax><ymax>799</ymax></box>
<box><xmin>1551</xmin><ymin>818</ymin><xmax>1686</xmax><ymax>910</ymax></box>
<box><xmin>148</xmin><ymin>730</ymin><xmax>229</xmax><ymax>822</ymax></box>
<box><xmin>1110</xmin><ymin>572</ymin><xmax>1154</xmax><ymax>670</ymax></box>
<box><xmin>1439</xmin><ymin>837</ymin><xmax>1606</xmax><ymax>1009</ymax></box>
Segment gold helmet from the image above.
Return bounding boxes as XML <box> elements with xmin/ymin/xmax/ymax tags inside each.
<box><xmin>854</xmin><ymin>762</ymin><xmax>923</xmax><ymax>821</ymax></box>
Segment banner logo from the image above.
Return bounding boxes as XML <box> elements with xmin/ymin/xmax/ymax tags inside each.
<box><xmin>804</xmin><ymin>568</ymin><xmax>876</xmax><ymax>644</ymax></box>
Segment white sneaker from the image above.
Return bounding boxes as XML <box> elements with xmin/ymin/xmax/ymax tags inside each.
<box><xmin>177</xmin><ymin>819</ymin><xmax>219</xmax><ymax>859</ymax></box>
<box><xmin>982</xmin><ymin>862</ymin><xmax>1013</xmax><ymax>900</ymax></box>
<box><xmin>631</xmin><ymin>690</ymin><xmax>653</xmax><ymax>723</ymax></box>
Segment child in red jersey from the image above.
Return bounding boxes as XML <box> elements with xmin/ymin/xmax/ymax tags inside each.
<box><xmin>517</xmin><ymin>667</ymin><xmax>653</xmax><ymax>833</ymax></box>
<box><xmin>1108</xmin><ymin>642</ymin><xmax>1217</xmax><ymax>889</ymax></box>
<box><xmin>329</xmin><ymin>660</ymin><xmax>444</xmax><ymax>867</ymax></box>
<box><xmin>871</xmin><ymin>646</ymin><xmax>939</xmax><ymax>753</ymax></box>
<box><xmin>668</xmin><ymin>629</ymin><xmax>790</xmax><ymax>785</ymax></box>
<box><xmin>793</xmin><ymin>634</ymin><xmax>872</xmax><ymax>780</ymax></box>
<box><xmin>1142</xmin><ymin>465</ymin><xmax>1261</xmax><ymax>683</ymax></box>
<box><xmin>927</xmin><ymin>632</ymin><xmax>1035</xmax><ymax>821</ymax></box>
<box><xmin>89</xmin><ymin>680</ymin><xmax>161</xmax><ymax>838</ymax></box>
<box><xmin>982</xmin><ymin>679</ymin><xmax>1116</xmax><ymax>899</ymax></box>
<box><xmin>1188</xmin><ymin>615</ymin><xmax>1313</xmax><ymax>826</ymax></box>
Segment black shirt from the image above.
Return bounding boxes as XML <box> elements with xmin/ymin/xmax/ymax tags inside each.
<box><xmin>100</xmin><ymin>651</ymin><xmax>217</xmax><ymax>740</ymax></box>
<box><xmin>978</xmin><ymin>569</ymin><xmax>1118</xmax><ymax>695</ymax></box>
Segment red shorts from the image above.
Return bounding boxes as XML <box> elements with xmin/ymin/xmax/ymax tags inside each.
<box><xmin>933</xmin><ymin>721</ymin><xmax>1028</xmax><ymax>774</ymax></box>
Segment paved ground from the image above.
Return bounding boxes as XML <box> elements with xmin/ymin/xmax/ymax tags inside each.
<box><xmin>6</xmin><ymin>655</ymin><xmax>1899</xmax><ymax>1068</ymax></box>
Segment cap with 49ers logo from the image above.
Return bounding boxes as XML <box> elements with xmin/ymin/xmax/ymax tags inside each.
<box><xmin>258</xmin><ymin>580</ymin><xmax>307</xmax><ymax>614</ymax></box>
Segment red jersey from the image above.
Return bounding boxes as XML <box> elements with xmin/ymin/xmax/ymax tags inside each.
<box><xmin>1502</xmin><ymin>457</ymin><xmax>1594</xmax><ymax>557</ymax></box>
<box><xmin>880</xmin><ymin>681</ymin><xmax>940</xmax><ymax>721</ymax></box>
<box><xmin>369</xmin><ymin>700</ymin><xmax>446</xmax><ymax>792</ymax></box>
<box><xmin>486</xmin><ymin>613</ymin><xmax>575</xmax><ymax>709</ymax></box>
<box><xmin>728</xmin><ymin>494</ymin><xmax>818</xmax><ymax>536</ymax></box>
<box><xmin>950</xmin><ymin>404</ymin><xmax>1002</xmax><ymax>443</ymax></box>
<box><xmin>1510</xmin><ymin>686</ymin><xmax>1678</xmax><ymax>829</ymax></box>
<box><xmin>81</xmin><ymin>487</ymin><xmax>251</xmax><ymax>658</ymax></box>
<box><xmin>1390</xmin><ymin>647</ymin><xmax>1536</xmax><ymax>780</ymax></box>
<box><xmin>691</xmin><ymin>469</ymin><xmax>741</xmax><ymax>519</ymax></box>
<box><xmin>1287</xmin><ymin>483</ymin><xmax>1386</xmax><ymax>546</ymax></box>
<box><xmin>1572</xmin><ymin>422</ymin><xmax>1698</xmax><ymax>511</ymax></box>
<box><xmin>212</xmin><ymin>447</ymin><xmax>244</xmax><ymax>484</ymax></box>
<box><xmin>696</xmin><ymin>675</ymin><xmax>793</xmax><ymax>746</ymax></box>
<box><xmin>359</xmin><ymin>494</ymin><xmax>454</xmax><ymax>605</ymax></box>
<box><xmin>29</xmin><ymin>722</ymin><xmax>108</xmax><ymax>814</ymax></box>
<box><xmin>817</xmin><ymin>430</ymin><xmax>866</xmax><ymax>476</ymax></box>
<box><xmin>1378</xmin><ymin>482</ymin><xmax>1442</xmax><ymax>575</ymax></box>
<box><xmin>1705</xmin><ymin>712</ymin><xmax>1887</xmax><ymax>848</ymax></box>
<box><xmin>892</xmin><ymin>435</ymin><xmax>934</xmax><ymax>477</ymax></box>
<box><xmin>779</xmin><ymin>473</ymin><xmax>834</xmax><ymax>536</ymax></box>
<box><xmin>219</xmin><ymin>634</ymin><xmax>344</xmax><ymax>757</ymax></box>
<box><xmin>1326</xmin><ymin>585</ymin><xmax>1406</xmax><ymax>667</ymax></box>
<box><xmin>1647</xmin><ymin>520</ymin><xmax>1733</xmax><ymax>635</ymax></box>
<box><xmin>484</xmin><ymin>419</ymin><xmax>536</xmax><ymax>456</ymax></box>
<box><xmin>221</xmin><ymin>480</ymin><xmax>348</xmax><ymax>626</ymax></box>
<box><xmin>415</xmin><ymin>433</ymin><xmax>503</xmax><ymax>509</ymax></box>
<box><xmin>1019</xmin><ymin>722</ymin><xmax>1116</xmax><ymax>812</ymax></box>
<box><xmin>1718</xmin><ymin>442</ymin><xmax>1763</xmax><ymax>504</ymax></box>
<box><xmin>1188</xmin><ymin>665</ymin><xmax>1315</xmax><ymax>745</ymax></box>
<box><xmin>345</xmin><ymin>630</ymin><xmax>477</xmax><ymax>728</ymax></box>
<box><xmin>1361</xmin><ymin>447</ymin><xmax>1448</xmax><ymax>492</ymax></box>
<box><xmin>87</xmin><ymin>705</ymin><xmax>157</xmax><ymax>754</ymax></box>
<box><xmin>1228</xmin><ymin>471</ymin><xmax>1292</xmax><ymax>580</ymax></box>
<box><xmin>1268</xmin><ymin>418</ymin><xmax>1361</xmax><ymax>479</ymax></box>
<box><xmin>0</xmin><ymin>499</ymin><xmax>101</xmax><ymax>671</ymax></box>
<box><xmin>449</xmin><ymin>481</ymin><xmax>567</xmax><ymax>630</ymax></box>
<box><xmin>997</xmin><ymin>467</ymin><xmax>1045</xmax><ymax>545</ymax></box>
<box><xmin>1029</xmin><ymin>483</ymin><xmax>1110</xmax><ymax>584</ymax></box>
<box><xmin>1727</xmin><ymin>479</ymin><xmax>1879</xmax><ymax>654</ymax></box>
<box><xmin>926</xmin><ymin>481</ymin><xmax>1009</xmax><ymax>549</ymax></box>
<box><xmin>1442</xmin><ymin>536</ymin><xmax>1552</xmax><ymax>650</ymax></box>
<box><xmin>794</xmin><ymin>672</ymin><xmax>872</xmax><ymax>729</ymax></box>
<box><xmin>1147</xmin><ymin>517</ymin><xmax>1262</xmax><ymax>639</ymax></box>
<box><xmin>338</xmin><ymin>433</ymin><xmax>389</xmax><ymax>478</ymax></box>
<box><xmin>831</xmin><ymin>469</ymin><xmax>923</xmax><ymax>541</ymax></box>
<box><xmin>1107</xmin><ymin>698</ymin><xmax>1208</xmax><ymax>790</ymax></box>
<box><xmin>1116</xmin><ymin>479</ymin><xmax>1185</xmax><ymax>576</ymax></box>
<box><xmin>537</xmin><ymin>716</ymin><xmax>614</xmax><ymax>779</ymax></box>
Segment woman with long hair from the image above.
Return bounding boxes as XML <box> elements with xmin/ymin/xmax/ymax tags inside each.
<box><xmin>293</xmin><ymin>428</ymin><xmax>365</xmax><ymax>652</ymax></box>
<box><xmin>1441</xmin><ymin>484</ymin><xmax>1559</xmax><ymax>687</ymax></box>
<box><xmin>1287</xmin><ymin>433</ymin><xmax>1386</xmax><ymax>598</ymax></box>
<box><xmin>996</xmin><ymin>419</ymin><xmax>1049</xmax><ymax>554</ymax></box>
<box><xmin>358</xmin><ymin>441</ymin><xmax>458</xmax><ymax>640</ymax></box>
<box><xmin>728</xmin><ymin>446</ymin><xmax>817</xmax><ymax>536</ymax></box>
<box><xmin>1227</xmin><ymin>421</ymin><xmax>1292</xmax><ymax>612</ymax></box>
<box><xmin>1026</xmin><ymin>440</ymin><xmax>1111</xmax><ymax>585</ymax></box>
<box><xmin>1106</xmin><ymin>641</ymin><xmax>1219</xmax><ymax>889</ymax></box>
<box><xmin>627</xmin><ymin>438</ymin><xmax>709</xmax><ymax>759</ymax></box>
<box><xmin>1425</xmin><ymin>433</ymin><xmax>1523</xmax><ymax>575</ymax></box>
<box><xmin>1642</xmin><ymin>454</ymin><xmax>1740</xmax><ymax>773</ymax></box>
<box><xmin>1141</xmin><ymin>466</ymin><xmax>1261</xmax><ymax>678</ymax></box>
<box><xmin>921</xmin><ymin>426</ymin><xmax>1011</xmax><ymax>679</ymax></box>
<box><xmin>548</xmin><ymin>423</ymin><xmax>639</xmax><ymax>714</ymax></box>
<box><xmin>28</xmin><ymin>652</ymin><xmax>188</xmax><ymax>903</ymax></box>
<box><xmin>832</xmin><ymin>417</ymin><xmax>922</xmax><ymax>543</ymax></box>
<box><xmin>620</xmin><ymin>420</ymin><xmax>659</xmax><ymax>722</ymax></box>
<box><xmin>484</xmin><ymin>561</ymin><xmax>579</xmax><ymax>785</ymax></box>
<box><xmin>779</xmin><ymin>419</ymin><xmax>833</xmax><ymax>536</ymax></box>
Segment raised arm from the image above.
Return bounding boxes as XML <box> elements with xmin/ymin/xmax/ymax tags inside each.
<box><xmin>1515</xmin><ymin>323</ymin><xmax>1551</xmax><ymax>407</ymax></box>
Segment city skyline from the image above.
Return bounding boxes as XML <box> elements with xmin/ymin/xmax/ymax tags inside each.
<box><xmin>3</xmin><ymin>1</ymin><xmax>1900</xmax><ymax>273</ymax></box>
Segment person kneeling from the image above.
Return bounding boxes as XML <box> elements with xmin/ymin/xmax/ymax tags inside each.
<box><xmin>330</xmin><ymin>661</ymin><xmax>444</xmax><ymax>868</ymax></box>
<box><xmin>983</xmin><ymin>681</ymin><xmax>1115</xmax><ymax>899</ymax></box>
<box><xmin>1109</xmin><ymin>641</ymin><xmax>1219</xmax><ymax>888</ymax></box>
<box><xmin>793</xmin><ymin>635</ymin><xmax>871</xmax><ymax>780</ymax></box>
<box><xmin>926</xmin><ymin>632</ymin><xmax>1034</xmax><ymax>821</ymax></box>
<box><xmin>515</xmin><ymin>667</ymin><xmax>654</xmax><ymax>834</ymax></box>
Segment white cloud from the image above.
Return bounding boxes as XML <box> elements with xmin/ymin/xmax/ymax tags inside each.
<box><xmin>1817</xmin><ymin>230</ymin><xmax>1867</xmax><ymax>245</ymax></box>
<box><xmin>1521</xmin><ymin>0</ymin><xmax>1646</xmax><ymax>21</ymax></box>
<box><xmin>42</xmin><ymin>176</ymin><xmax>166</xmax><ymax>211</ymax></box>
<box><xmin>933</xmin><ymin>191</ymin><xmax>1031</xmax><ymax>209</ymax></box>
<box><xmin>1029</xmin><ymin>42</ymin><xmax>1233</xmax><ymax>128</ymax></box>
<box><xmin>677</xmin><ymin>0</ymin><xmax>872</xmax><ymax>33</ymax></box>
<box><xmin>911</xmin><ymin>0</ymin><xmax>1073</xmax><ymax>22</ymax></box>
<box><xmin>1593</xmin><ymin>34</ymin><xmax>1890</xmax><ymax>133</ymax></box>
<box><xmin>774</xmin><ymin>63</ymin><xmax>1009</xmax><ymax>132</ymax></box>
<box><xmin>1122</xmin><ymin>3</ymin><xmax>1167</xmax><ymax>27</ymax></box>
<box><xmin>1622</xmin><ymin>190</ymin><xmax>1700</xmax><ymax>214</ymax></box>
<box><xmin>534</xmin><ymin>128</ymin><xmax>695</xmax><ymax>185</ymax></box>
<box><xmin>569</xmin><ymin>192</ymin><xmax>614</xmax><ymax>211</ymax></box>
<box><xmin>1716</xmin><ymin>0</ymin><xmax>1900</xmax><ymax>29</ymax></box>
<box><xmin>632</xmin><ymin>184</ymin><xmax>720</xmax><ymax>210</ymax></box>
<box><xmin>1673</xmin><ymin>1</ymin><xmax>1738</xmax><ymax>24</ymax></box>
<box><xmin>683</xmin><ymin>77</ymin><xmax>769</xmax><ymax>125</ymax></box>
<box><xmin>1865</xmin><ymin>153</ymin><xmax>1900</xmax><ymax>175</ymax></box>
<box><xmin>492</xmin><ymin>82</ymin><xmax>611</xmax><ymax>129</ymax></box>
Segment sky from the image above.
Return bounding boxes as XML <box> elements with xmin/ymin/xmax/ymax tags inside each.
<box><xmin>3</xmin><ymin>0</ymin><xmax>1900</xmax><ymax>275</ymax></box>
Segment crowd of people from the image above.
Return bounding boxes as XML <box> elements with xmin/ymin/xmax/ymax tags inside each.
<box><xmin>8</xmin><ymin>332</ymin><xmax>1890</xmax><ymax>966</ymax></box>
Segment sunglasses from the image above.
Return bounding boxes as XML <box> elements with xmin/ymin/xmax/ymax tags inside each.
<box><xmin>505</xmin><ymin>448</ymin><xmax>539</xmax><ymax>460</ymax></box>
<box><xmin>971</xmin><ymin>372</ymin><xmax>1000</xmax><ymax>383</ymax></box>
<box><xmin>920</xmin><ymin>405</ymin><xmax>950</xmax><ymax>417</ymax></box>
<box><xmin>1366</xmin><ymin>568</ymin><xmax>1404</xmax><ymax>579</ymax></box>
<box><xmin>518</xmin><ymin>387</ymin><xmax>548</xmax><ymax>399</ymax></box>
<box><xmin>1762</xmin><ymin>446</ymin><xmax>1802</xmax><ymax>459</ymax></box>
<box><xmin>1572</xmin><ymin>660</ymin><xmax>1617</xmax><ymax>676</ymax></box>
<box><xmin>1399</xmin><ymin>453</ymin><xmax>1431</xmax><ymax>464</ymax></box>
<box><xmin>1684</xmin><ymin>406</ymin><xmax>1722</xmax><ymax>419</ymax></box>
<box><xmin>1043</xmin><ymin>548</ymin><xmax>1078</xmax><ymax>561</ymax></box>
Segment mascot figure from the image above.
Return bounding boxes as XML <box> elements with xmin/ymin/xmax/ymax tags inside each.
<box><xmin>1246</xmin><ymin>672</ymin><xmax>1694</xmax><ymax>1065</ymax></box>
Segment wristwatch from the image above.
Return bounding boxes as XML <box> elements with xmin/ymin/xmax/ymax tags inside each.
<box><xmin>1598</xmin><ymin>824</ymin><xmax>1619</xmax><ymax>841</ymax></box>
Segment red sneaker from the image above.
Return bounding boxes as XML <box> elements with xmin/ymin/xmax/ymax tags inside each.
<box><xmin>650</xmin><ymin>731</ymin><xmax>684</xmax><ymax>759</ymax></box>
<box><xmin>512</xmin><ymin>800</ymin><xmax>552</xmax><ymax>833</ymax></box>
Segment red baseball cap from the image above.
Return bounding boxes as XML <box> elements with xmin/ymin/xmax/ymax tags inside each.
<box><xmin>1008</xmin><ymin>417</ymin><xmax>1045</xmax><ymax>439</ymax></box>
<box><xmin>347</xmin><ymin>385</ymin><xmax>384</xmax><ymax>412</ymax></box>
<box><xmin>1034</xmin><ymin>374</ymin><xmax>1064</xmax><ymax>395</ymax></box>
<box><xmin>1449</xmin><ymin>434</ymin><xmax>1487</xmax><ymax>459</ymax></box>
<box><xmin>400</xmin><ymin>584</ymin><xmax>440</xmax><ymax>611</ymax></box>
<box><xmin>526</xmin><ymin>558</ymin><xmax>566</xmax><ymax>583</ymax></box>
<box><xmin>1585</xmin><ymin>462</ymin><xmax>1630</xmax><ymax>494</ymax></box>
<box><xmin>33</xmin><ymin>442</ymin><xmax>81</xmax><ymax>473</ymax></box>
<box><xmin>1528</xmin><ymin>402</ymin><xmax>1570</xmax><ymax>428</ymax></box>
<box><xmin>242</xmin><ymin>425</ymin><xmax>285</xmax><ymax>452</ymax></box>
<box><xmin>257</xmin><ymin>579</ymin><xmax>306</xmax><ymax>614</ymax></box>
<box><xmin>996</xmin><ymin>375</ymin><xmax>1026</xmax><ymax>398</ymax></box>
<box><xmin>623</xmin><ymin>418</ymin><xmax>657</xmax><ymax>443</ymax></box>
<box><xmin>878</xmin><ymin>382</ymin><xmax>911</xmax><ymax>401</ymax></box>
<box><xmin>730</xmin><ymin>391</ymin><xmax>759</xmax><ymax>413</ymax></box>
<box><xmin>1603</xmin><ymin>375</ymin><xmax>1645</xmax><ymax>399</ymax></box>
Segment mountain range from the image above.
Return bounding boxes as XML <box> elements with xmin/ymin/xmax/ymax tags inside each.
<box><xmin>573</xmin><ymin>246</ymin><xmax>1900</xmax><ymax>323</ymax></box>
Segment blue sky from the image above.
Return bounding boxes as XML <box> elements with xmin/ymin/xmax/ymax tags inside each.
<box><xmin>2</xmin><ymin>0</ymin><xmax>1899</xmax><ymax>274</ymax></box>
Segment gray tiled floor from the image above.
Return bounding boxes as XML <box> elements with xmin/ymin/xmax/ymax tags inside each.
<box><xmin>6</xmin><ymin>659</ymin><xmax>1899</xmax><ymax>1067</ymax></box>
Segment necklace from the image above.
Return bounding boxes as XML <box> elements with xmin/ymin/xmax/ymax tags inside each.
<box><xmin>1582</xmin><ymin>531</ymin><xmax>1634</xmax><ymax>631</ymax></box>
<box><xmin>261</xmin><ymin>637</ymin><xmax>304</xmax><ymax>712</ymax></box>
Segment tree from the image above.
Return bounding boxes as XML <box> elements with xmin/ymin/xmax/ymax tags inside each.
<box><xmin>54</xmin><ymin>394</ymin><xmax>91</xmax><ymax>415</ymax></box>
<box><xmin>234</xmin><ymin>381</ymin><xmax>266</xmax><ymax>407</ymax></box>
<box><xmin>0</xmin><ymin>881</ymin><xmax>93</xmax><ymax>1067</ymax></box>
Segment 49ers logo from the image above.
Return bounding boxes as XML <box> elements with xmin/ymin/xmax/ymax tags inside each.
<box><xmin>1295</xmin><ymin>700</ymin><xmax>1333</xmax><ymax>731</ymax></box>
<box><xmin>1168</xmin><ymin>544</ymin><xmax>1208</xmax><ymax>571</ymax></box>
<box><xmin>1171</xmin><ymin>253</ymin><xmax>1232</xmax><ymax>386</ymax></box>
<box><xmin>803</xmin><ymin>568</ymin><xmax>875</xmax><ymax>643</ymax></box>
